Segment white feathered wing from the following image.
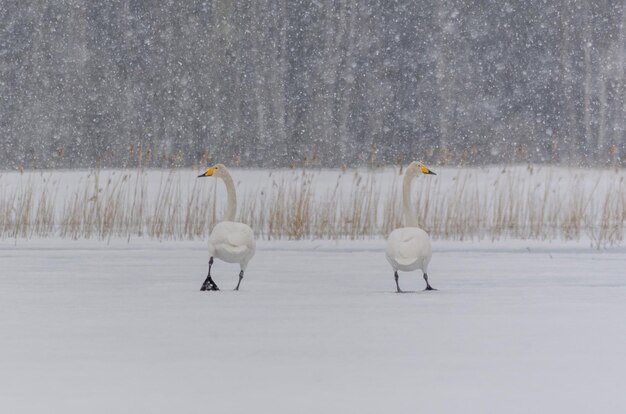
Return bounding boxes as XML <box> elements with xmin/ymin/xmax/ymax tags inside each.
<box><xmin>386</xmin><ymin>227</ymin><xmax>432</xmax><ymax>272</ymax></box>
<box><xmin>208</xmin><ymin>221</ymin><xmax>256</xmax><ymax>270</ymax></box>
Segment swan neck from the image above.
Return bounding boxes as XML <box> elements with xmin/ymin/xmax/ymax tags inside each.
<box><xmin>220</xmin><ymin>169</ymin><xmax>237</xmax><ymax>222</ymax></box>
<box><xmin>402</xmin><ymin>169</ymin><xmax>419</xmax><ymax>227</ymax></box>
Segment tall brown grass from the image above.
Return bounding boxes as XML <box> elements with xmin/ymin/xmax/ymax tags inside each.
<box><xmin>0</xmin><ymin>166</ymin><xmax>624</xmax><ymax>247</ymax></box>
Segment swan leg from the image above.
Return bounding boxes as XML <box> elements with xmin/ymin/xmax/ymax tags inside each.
<box><xmin>234</xmin><ymin>270</ymin><xmax>244</xmax><ymax>291</ymax></box>
<box><xmin>394</xmin><ymin>271</ymin><xmax>403</xmax><ymax>293</ymax></box>
<box><xmin>200</xmin><ymin>257</ymin><xmax>220</xmax><ymax>291</ymax></box>
<box><xmin>423</xmin><ymin>273</ymin><xmax>436</xmax><ymax>291</ymax></box>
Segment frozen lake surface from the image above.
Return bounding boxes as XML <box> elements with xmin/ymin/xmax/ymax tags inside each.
<box><xmin>1</xmin><ymin>238</ymin><xmax>625</xmax><ymax>413</ymax></box>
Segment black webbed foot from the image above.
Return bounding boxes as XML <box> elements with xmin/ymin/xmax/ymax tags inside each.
<box><xmin>200</xmin><ymin>257</ymin><xmax>219</xmax><ymax>291</ymax></box>
<box><xmin>423</xmin><ymin>273</ymin><xmax>436</xmax><ymax>291</ymax></box>
<box><xmin>200</xmin><ymin>279</ymin><xmax>220</xmax><ymax>291</ymax></box>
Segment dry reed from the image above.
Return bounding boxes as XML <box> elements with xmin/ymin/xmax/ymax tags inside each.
<box><xmin>0</xmin><ymin>166</ymin><xmax>624</xmax><ymax>247</ymax></box>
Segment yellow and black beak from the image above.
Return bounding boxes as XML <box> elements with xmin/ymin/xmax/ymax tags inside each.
<box><xmin>420</xmin><ymin>164</ymin><xmax>437</xmax><ymax>175</ymax></box>
<box><xmin>197</xmin><ymin>167</ymin><xmax>216</xmax><ymax>178</ymax></box>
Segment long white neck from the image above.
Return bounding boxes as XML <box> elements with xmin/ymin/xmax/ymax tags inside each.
<box><xmin>220</xmin><ymin>168</ymin><xmax>237</xmax><ymax>222</ymax></box>
<box><xmin>402</xmin><ymin>168</ymin><xmax>419</xmax><ymax>227</ymax></box>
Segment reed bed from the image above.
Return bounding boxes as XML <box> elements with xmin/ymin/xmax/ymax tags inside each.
<box><xmin>0</xmin><ymin>166</ymin><xmax>624</xmax><ymax>247</ymax></box>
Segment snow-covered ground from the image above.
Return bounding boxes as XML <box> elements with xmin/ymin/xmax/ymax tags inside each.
<box><xmin>1</xmin><ymin>238</ymin><xmax>625</xmax><ymax>413</ymax></box>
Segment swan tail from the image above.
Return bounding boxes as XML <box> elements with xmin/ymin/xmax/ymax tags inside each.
<box><xmin>395</xmin><ymin>257</ymin><xmax>417</xmax><ymax>267</ymax></box>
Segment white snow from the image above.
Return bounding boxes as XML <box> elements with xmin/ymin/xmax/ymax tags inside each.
<box><xmin>1</xmin><ymin>238</ymin><xmax>625</xmax><ymax>413</ymax></box>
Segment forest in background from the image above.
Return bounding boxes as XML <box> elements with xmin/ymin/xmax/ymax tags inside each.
<box><xmin>2</xmin><ymin>0</ymin><xmax>626</xmax><ymax>169</ymax></box>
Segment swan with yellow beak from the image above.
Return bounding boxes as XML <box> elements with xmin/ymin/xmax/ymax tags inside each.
<box><xmin>386</xmin><ymin>161</ymin><xmax>437</xmax><ymax>292</ymax></box>
<box><xmin>197</xmin><ymin>164</ymin><xmax>256</xmax><ymax>291</ymax></box>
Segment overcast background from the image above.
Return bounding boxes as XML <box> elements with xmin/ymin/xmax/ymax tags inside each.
<box><xmin>2</xmin><ymin>0</ymin><xmax>626</xmax><ymax>168</ymax></box>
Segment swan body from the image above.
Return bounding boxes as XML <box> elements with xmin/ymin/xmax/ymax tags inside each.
<box><xmin>208</xmin><ymin>221</ymin><xmax>255</xmax><ymax>268</ymax></box>
<box><xmin>386</xmin><ymin>227</ymin><xmax>432</xmax><ymax>272</ymax></box>
<box><xmin>198</xmin><ymin>164</ymin><xmax>256</xmax><ymax>291</ymax></box>
<box><xmin>385</xmin><ymin>161</ymin><xmax>437</xmax><ymax>292</ymax></box>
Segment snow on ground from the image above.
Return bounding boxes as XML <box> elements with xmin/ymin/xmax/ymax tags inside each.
<box><xmin>1</xmin><ymin>238</ymin><xmax>625</xmax><ymax>413</ymax></box>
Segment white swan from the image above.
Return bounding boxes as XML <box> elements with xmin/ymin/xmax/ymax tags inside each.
<box><xmin>197</xmin><ymin>164</ymin><xmax>256</xmax><ymax>291</ymax></box>
<box><xmin>386</xmin><ymin>161</ymin><xmax>437</xmax><ymax>292</ymax></box>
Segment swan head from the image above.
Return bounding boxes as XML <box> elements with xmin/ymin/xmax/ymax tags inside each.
<box><xmin>408</xmin><ymin>161</ymin><xmax>437</xmax><ymax>176</ymax></box>
<box><xmin>198</xmin><ymin>163</ymin><xmax>228</xmax><ymax>178</ymax></box>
